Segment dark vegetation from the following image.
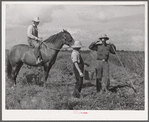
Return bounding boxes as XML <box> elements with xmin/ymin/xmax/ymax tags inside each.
<box><xmin>6</xmin><ymin>50</ymin><xmax>145</xmax><ymax>110</ymax></box>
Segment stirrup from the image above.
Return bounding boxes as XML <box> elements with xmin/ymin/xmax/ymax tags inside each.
<box><xmin>36</xmin><ymin>58</ymin><xmax>42</xmax><ymax>64</ymax></box>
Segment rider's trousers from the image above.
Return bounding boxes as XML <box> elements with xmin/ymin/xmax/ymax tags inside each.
<box><xmin>28</xmin><ymin>38</ymin><xmax>41</xmax><ymax>60</ymax></box>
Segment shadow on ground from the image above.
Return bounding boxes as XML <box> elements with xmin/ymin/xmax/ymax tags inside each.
<box><xmin>82</xmin><ymin>82</ymin><xmax>95</xmax><ymax>88</ymax></box>
<box><xmin>108</xmin><ymin>84</ymin><xmax>130</xmax><ymax>93</ymax></box>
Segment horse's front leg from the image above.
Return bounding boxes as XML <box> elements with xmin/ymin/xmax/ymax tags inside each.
<box><xmin>42</xmin><ymin>62</ymin><xmax>52</xmax><ymax>88</ymax></box>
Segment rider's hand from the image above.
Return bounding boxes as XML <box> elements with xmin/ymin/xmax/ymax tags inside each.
<box><xmin>37</xmin><ymin>37</ymin><xmax>42</xmax><ymax>41</ymax></box>
<box><xmin>39</xmin><ymin>37</ymin><xmax>43</xmax><ymax>40</ymax></box>
<box><xmin>35</xmin><ymin>37</ymin><xmax>38</xmax><ymax>40</ymax></box>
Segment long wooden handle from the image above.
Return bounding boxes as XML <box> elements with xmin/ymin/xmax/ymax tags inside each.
<box><xmin>111</xmin><ymin>45</ymin><xmax>136</xmax><ymax>93</ymax></box>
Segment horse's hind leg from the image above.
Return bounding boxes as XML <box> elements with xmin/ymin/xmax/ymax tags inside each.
<box><xmin>11</xmin><ymin>62</ymin><xmax>23</xmax><ymax>85</ymax></box>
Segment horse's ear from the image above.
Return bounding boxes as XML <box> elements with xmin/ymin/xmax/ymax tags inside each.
<box><xmin>63</xmin><ymin>29</ymin><xmax>67</xmax><ymax>32</ymax></box>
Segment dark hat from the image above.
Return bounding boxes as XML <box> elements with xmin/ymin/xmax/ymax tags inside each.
<box><xmin>99</xmin><ymin>34</ymin><xmax>109</xmax><ymax>40</ymax></box>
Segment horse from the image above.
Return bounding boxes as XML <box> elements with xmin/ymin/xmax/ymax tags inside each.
<box><xmin>6</xmin><ymin>29</ymin><xmax>74</xmax><ymax>87</ymax></box>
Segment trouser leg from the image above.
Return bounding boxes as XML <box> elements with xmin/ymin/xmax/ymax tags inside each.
<box><xmin>28</xmin><ymin>39</ymin><xmax>41</xmax><ymax>60</ymax></box>
<box><xmin>34</xmin><ymin>47</ymin><xmax>41</xmax><ymax>59</ymax></box>
<box><xmin>96</xmin><ymin>77</ymin><xmax>102</xmax><ymax>92</ymax></box>
<box><xmin>73</xmin><ymin>64</ymin><xmax>84</xmax><ymax>98</ymax></box>
<box><xmin>102</xmin><ymin>61</ymin><xmax>110</xmax><ymax>92</ymax></box>
<box><xmin>33</xmin><ymin>41</ymin><xmax>41</xmax><ymax>60</ymax></box>
<box><xmin>73</xmin><ymin>76</ymin><xmax>83</xmax><ymax>98</ymax></box>
<box><xmin>96</xmin><ymin>61</ymin><xmax>103</xmax><ymax>92</ymax></box>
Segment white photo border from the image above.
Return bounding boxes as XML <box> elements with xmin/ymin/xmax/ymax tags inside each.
<box><xmin>2</xmin><ymin>1</ymin><xmax>148</xmax><ymax>121</ymax></box>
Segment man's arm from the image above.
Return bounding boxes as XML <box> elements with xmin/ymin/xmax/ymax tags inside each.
<box><xmin>74</xmin><ymin>62</ymin><xmax>84</xmax><ymax>77</ymax></box>
<box><xmin>110</xmin><ymin>44</ymin><xmax>116</xmax><ymax>54</ymax></box>
<box><xmin>88</xmin><ymin>41</ymin><xmax>98</xmax><ymax>51</ymax></box>
<box><xmin>71</xmin><ymin>52</ymin><xmax>84</xmax><ymax>77</ymax></box>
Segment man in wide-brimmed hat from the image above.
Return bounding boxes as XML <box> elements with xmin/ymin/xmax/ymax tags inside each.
<box><xmin>71</xmin><ymin>41</ymin><xmax>85</xmax><ymax>98</ymax></box>
<box><xmin>89</xmin><ymin>34</ymin><xmax>116</xmax><ymax>94</ymax></box>
<box><xmin>27</xmin><ymin>17</ymin><xmax>43</xmax><ymax>64</ymax></box>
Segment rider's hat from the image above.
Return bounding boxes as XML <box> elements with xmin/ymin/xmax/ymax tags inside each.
<box><xmin>72</xmin><ymin>41</ymin><xmax>83</xmax><ymax>48</ymax></box>
<box><xmin>33</xmin><ymin>17</ymin><xmax>40</xmax><ymax>22</ymax></box>
<box><xmin>99</xmin><ymin>34</ymin><xmax>109</xmax><ymax>40</ymax></box>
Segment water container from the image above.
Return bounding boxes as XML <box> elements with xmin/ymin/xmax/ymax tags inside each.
<box><xmin>84</xmin><ymin>70</ymin><xmax>94</xmax><ymax>81</ymax></box>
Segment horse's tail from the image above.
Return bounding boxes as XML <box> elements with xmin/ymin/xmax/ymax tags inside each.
<box><xmin>5</xmin><ymin>50</ymin><xmax>12</xmax><ymax>78</ymax></box>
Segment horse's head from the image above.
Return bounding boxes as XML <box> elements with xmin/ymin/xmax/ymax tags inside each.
<box><xmin>62</xmin><ymin>29</ymin><xmax>74</xmax><ymax>47</ymax></box>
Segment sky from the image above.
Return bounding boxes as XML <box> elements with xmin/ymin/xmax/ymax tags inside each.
<box><xmin>4</xmin><ymin>2</ymin><xmax>146</xmax><ymax>51</ymax></box>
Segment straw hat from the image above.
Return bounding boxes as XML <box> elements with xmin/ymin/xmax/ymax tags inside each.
<box><xmin>33</xmin><ymin>17</ymin><xmax>40</xmax><ymax>22</ymax></box>
<box><xmin>72</xmin><ymin>41</ymin><xmax>83</xmax><ymax>48</ymax></box>
<box><xmin>99</xmin><ymin>34</ymin><xmax>109</xmax><ymax>40</ymax></box>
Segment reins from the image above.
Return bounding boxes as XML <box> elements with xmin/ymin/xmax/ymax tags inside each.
<box><xmin>41</xmin><ymin>41</ymin><xmax>70</xmax><ymax>51</ymax></box>
<box><xmin>49</xmin><ymin>47</ymin><xmax>70</xmax><ymax>51</ymax></box>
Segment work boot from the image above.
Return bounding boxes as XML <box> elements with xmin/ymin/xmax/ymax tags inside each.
<box><xmin>96</xmin><ymin>79</ymin><xmax>102</xmax><ymax>93</ymax></box>
<box><xmin>72</xmin><ymin>89</ymin><xmax>80</xmax><ymax>98</ymax></box>
<box><xmin>36</xmin><ymin>58</ymin><xmax>43</xmax><ymax>64</ymax></box>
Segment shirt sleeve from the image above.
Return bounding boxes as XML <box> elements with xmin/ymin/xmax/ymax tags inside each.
<box><xmin>71</xmin><ymin>52</ymin><xmax>78</xmax><ymax>63</ymax></box>
<box><xmin>88</xmin><ymin>42</ymin><xmax>97</xmax><ymax>51</ymax></box>
<box><xmin>27</xmin><ymin>25</ymin><xmax>37</xmax><ymax>39</ymax></box>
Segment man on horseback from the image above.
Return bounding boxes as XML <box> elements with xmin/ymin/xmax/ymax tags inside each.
<box><xmin>27</xmin><ymin>17</ymin><xmax>43</xmax><ymax>64</ymax></box>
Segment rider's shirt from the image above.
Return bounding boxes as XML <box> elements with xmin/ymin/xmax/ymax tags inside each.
<box><xmin>27</xmin><ymin>24</ymin><xmax>38</xmax><ymax>40</ymax></box>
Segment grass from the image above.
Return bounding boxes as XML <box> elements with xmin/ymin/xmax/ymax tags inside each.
<box><xmin>5</xmin><ymin>50</ymin><xmax>145</xmax><ymax>110</ymax></box>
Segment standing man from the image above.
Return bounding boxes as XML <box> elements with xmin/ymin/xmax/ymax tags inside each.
<box><xmin>89</xmin><ymin>34</ymin><xmax>116</xmax><ymax>94</ymax></box>
<box><xmin>27</xmin><ymin>17</ymin><xmax>43</xmax><ymax>64</ymax></box>
<box><xmin>71</xmin><ymin>41</ymin><xmax>84</xmax><ymax>98</ymax></box>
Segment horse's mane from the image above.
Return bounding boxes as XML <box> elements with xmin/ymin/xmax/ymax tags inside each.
<box><xmin>43</xmin><ymin>31</ymin><xmax>62</xmax><ymax>44</ymax></box>
<box><xmin>43</xmin><ymin>29</ymin><xmax>70</xmax><ymax>44</ymax></box>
